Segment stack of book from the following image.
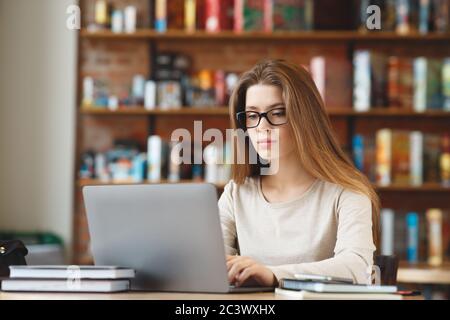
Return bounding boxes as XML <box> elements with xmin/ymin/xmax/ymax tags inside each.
<box><xmin>0</xmin><ymin>266</ymin><xmax>135</xmax><ymax>293</ymax></box>
<box><xmin>275</xmin><ymin>275</ymin><xmax>402</xmax><ymax>300</ymax></box>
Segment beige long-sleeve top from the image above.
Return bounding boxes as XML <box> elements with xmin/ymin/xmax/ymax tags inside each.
<box><xmin>218</xmin><ymin>176</ymin><xmax>376</xmax><ymax>284</ymax></box>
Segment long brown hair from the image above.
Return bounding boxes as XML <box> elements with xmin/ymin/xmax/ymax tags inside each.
<box><xmin>229</xmin><ymin>59</ymin><xmax>380</xmax><ymax>249</ymax></box>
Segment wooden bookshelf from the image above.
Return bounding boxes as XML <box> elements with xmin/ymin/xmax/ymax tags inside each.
<box><xmin>398</xmin><ymin>263</ymin><xmax>450</xmax><ymax>285</ymax></box>
<box><xmin>80</xmin><ymin>29</ymin><xmax>450</xmax><ymax>42</ymax></box>
<box><xmin>73</xmin><ymin>1</ymin><xmax>450</xmax><ymax>286</ymax></box>
<box><xmin>77</xmin><ymin>178</ymin><xmax>449</xmax><ymax>193</ymax></box>
<box><xmin>80</xmin><ymin>106</ymin><xmax>450</xmax><ymax>118</ymax></box>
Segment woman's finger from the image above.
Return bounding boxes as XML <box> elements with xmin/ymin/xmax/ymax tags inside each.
<box><xmin>228</xmin><ymin>260</ymin><xmax>252</xmax><ymax>283</ymax></box>
<box><xmin>236</xmin><ymin>266</ymin><xmax>256</xmax><ymax>286</ymax></box>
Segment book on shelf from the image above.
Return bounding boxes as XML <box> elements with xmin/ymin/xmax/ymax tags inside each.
<box><xmin>380</xmin><ymin>208</ymin><xmax>450</xmax><ymax>265</ymax></box>
<box><xmin>413</xmin><ymin>57</ymin><xmax>442</xmax><ymax>112</ymax></box>
<box><xmin>205</xmin><ymin>0</ymin><xmax>234</xmax><ymax>32</ymax></box>
<box><xmin>364</xmin><ymin>129</ymin><xmax>450</xmax><ymax>187</ymax></box>
<box><xmin>406</xmin><ymin>211</ymin><xmax>420</xmax><ymax>264</ymax></box>
<box><xmin>353</xmin><ymin>50</ymin><xmax>449</xmax><ymax>112</ymax></box>
<box><xmin>381</xmin><ymin>208</ymin><xmax>395</xmax><ymax>256</ymax></box>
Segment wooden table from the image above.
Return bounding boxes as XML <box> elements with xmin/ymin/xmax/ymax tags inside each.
<box><xmin>0</xmin><ymin>291</ymin><xmax>422</xmax><ymax>300</ymax></box>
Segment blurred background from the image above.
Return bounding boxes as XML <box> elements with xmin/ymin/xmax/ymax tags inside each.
<box><xmin>0</xmin><ymin>0</ymin><xmax>449</xmax><ymax>299</ymax></box>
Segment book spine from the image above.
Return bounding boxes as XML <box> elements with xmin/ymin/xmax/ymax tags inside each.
<box><xmin>399</xmin><ymin>58</ymin><xmax>414</xmax><ymax>109</ymax></box>
<box><xmin>168</xmin><ymin>141</ymin><xmax>181</xmax><ymax>182</ymax></box>
<box><xmin>426</xmin><ymin>208</ymin><xmax>443</xmax><ymax>266</ymax></box>
<box><xmin>144</xmin><ymin>80</ymin><xmax>157</xmax><ymax>110</ymax></box>
<box><xmin>234</xmin><ymin>0</ymin><xmax>243</xmax><ymax>32</ymax></box>
<box><xmin>392</xmin><ymin>130</ymin><xmax>410</xmax><ymax>185</ymax></box>
<box><xmin>263</xmin><ymin>0</ymin><xmax>273</xmax><ymax>32</ymax></box>
<box><xmin>396</xmin><ymin>0</ymin><xmax>411</xmax><ymax>34</ymax></box>
<box><xmin>214</xmin><ymin>70</ymin><xmax>226</xmax><ymax>106</ymax></box>
<box><xmin>409</xmin><ymin>131</ymin><xmax>423</xmax><ymax>186</ymax></box>
<box><xmin>204</xmin><ymin>143</ymin><xmax>219</xmax><ymax>183</ymax></box>
<box><xmin>376</xmin><ymin>128</ymin><xmax>392</xmax><ymax>186</ymax></box>
<box><xmin>433</xmin><ymin>0</ymin><xmax>449</xmax><ymax>32</ymax></box>
<box><xmin>441</xmin><ymin>133</ymin><xmax>450</xmax><ymax>187</ymax></box>
<box><xmin>155</xmin><ymin>0</ymin><xmax>167</xmax><ymax>32</ymax></box>
<box><xmin>388</xmin><ymin>56</ymin><xmax>401</xmax><ymax>107</ymax></box>
<box><xmin>381</xmin><ymin>208</ymin><xmax>395</xmax><ymax>255</ymax></box>
<box><xmin>185</xmin><ymin>0</ymin><xmax>196</xmax><ymax>32</ymax></box>
<box><xmin>413</xmin><ymin>57</ymin><xmax>427</xmax><ymax>112</ymax></box>
<box><xmin>352</xmin><ymin>134</ymin><xmax>364</xmax><ymax>172</ymax></box>
<box><xmin>304</xmin><ymin>0</ymin><xmax>314</xmax><ymax>30</ymax></box>
<box><xmin>243</xmin><ymin>0</ymin><xmax>265</xmax><ymax>31</ymax></box>
<box><xmin>406</xmin><ymin>212</ymin><xmax>419</xmax><ymax>264</ymax></box>
<box><xmin>310</xmin><ymin>56</ymin><xmax>326</xmax><ymax>103</ymax></box>
<box><xmin>353</xmin><ymin>50</ymin><xmax>371</xmax><ymax>111</ymax></box>
<box><xmin>418</xmin><ymin>0</ymin><xmax>430</xmax><ymax>34</ymax></box>
<box><xmin>205</xmin><ymin>0</ymin><xmax>220</xmax><ymax>32</ymax></box>
<box><xmin>147</xmin><ymin>135</ymin><xmax>162</xmax><ymax>182</ymax></box>
<box><xmin>443</xmin><ymin>58</ymin><xmax>450</xmax><ymax>111</ymax></box>
<box><xmin>429</xmin><ymin>59</ymin><xmax>443</xmax><ymax>110</ymax></box>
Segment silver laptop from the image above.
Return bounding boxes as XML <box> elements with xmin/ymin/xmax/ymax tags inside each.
<box><xmin>82</xmin><ymin>183</ymin><xmax>274</xmax><ymax>293</ymax></box>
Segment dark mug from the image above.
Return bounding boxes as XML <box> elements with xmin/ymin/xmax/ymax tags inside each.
<box><xmin>374</xmin><ymin>255</ymin><xmax>399</xmax><ymax>286</ymax></box>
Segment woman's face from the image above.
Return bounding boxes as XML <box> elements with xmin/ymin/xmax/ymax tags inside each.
<box><xmin>244</xmin><ymin>84</ymin><xmax>295</xmax><ymax>163</ymax></box>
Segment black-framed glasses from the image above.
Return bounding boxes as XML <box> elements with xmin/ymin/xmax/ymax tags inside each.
<box><xmin>236</xmin><ymin>108</ymin><xmax>287</xmax><ymax>129</ymax></box>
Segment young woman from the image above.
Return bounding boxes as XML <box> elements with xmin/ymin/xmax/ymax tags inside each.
<box><xmin>219</xmin><ymin>59</ymin><xmax>380</xmax><ymax>288</ymax></box>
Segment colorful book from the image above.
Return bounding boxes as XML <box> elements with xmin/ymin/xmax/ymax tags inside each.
<box><xmin>353</xmin><ymin>50</ymin><xmax>371</xmax><ymax>111</ymax></box>
<box><xmin>399</xmin><ymin>57</ymin><xmax>414</xmax><ymax>109</ymax></box>
<box><xmin>155</xmin><ymin>0</ymin><xmax>167</xmax><ymax>32</ymax></box>
<box><xmin>376</xmin><ymin>128</ymin><xmax>392</xmax><ymax>186</ymax></box>
<box><xmin>418</xmin><ymin>0</ymin><xmax>431</xmax><ymax>34</ymax></box>
<box><xmin>442</xmin><ymin>58</ymin><xmax>450</xmax><ymax>111</ymax></box>
<box><xmin>387</xmin><ymin>56</ymin><xmax>401</xmax><ymax>107</ymax></box>
<box><xmin>396</xmin><ymin>0</ymin><xmax>411</xmax><ymax>34</ymax></box>
<box><xmin>413</xmin><ymin>57</ymin><xmax>442</xmax><ymax>111</ymax></box>
<box><xmin>185</xmin><ymin>0</ymin><xmax>196</xmax><ymax>32</ymax></box>
<box><xmin>409</xmin><ymin>131</ymin><xmax>424</xmax><ymax>186</ymax></box>
<box><xmin>234</xmin><ymin>0</ymin><xmax>272</xmax><ymax>32</ymax></box>
<box><xmin>406</xmin><ymin>212</ymin><xmax>419</xmax><ymax>264</ymax></box>
<box><xmin>310</xmin><ymin>56</ymin><xmax>326</xmax><ymax>103</ymax></box>
<box><xmin>167</xmin><ymin>0</ymin><xmax>185</xmax><ymax>29</ymax></box>
<box><xmin>423</xmin><ymin>133</ymin><xmax>441</xmax><ymax>183</ymax></box>
<box><xmin>205</xmin><ymin>0</ymin><xmax>234</xmax><ymax>32</ymax></box>
<box><xmin>413</xmin><ymin>57</ymin><xmax>427</xmax><ymax>112</ymax></box>
<box><xmin>381</xmin><ymin>208</ymin><xmax>395</xmax><ymax>255</ymax></box>
<box><xmin>433</xmin><ymin>0</ymin><xmax>449</xmax><ymax>32</ymax></box>
<box><xmin>392</xmin><ymin>130</ymin><xmax>410</xmax><ymax>185</ymax></box>
<box><xmin>273</xmin><ymin>0</ymin><xmax>313</xmax><ymax>31</ymax></box>
<box><xmin>353</xmin><ymin>134</ymin><xmax>376</xmax><ymax>182</ymax></box>
<box><xmin>426</xmin><ymin>208</ymin><xmax>443</xmax><ymax>266</ymax></box>
<box><xmin>147</xmin><ymin>135</ymin><xmax>163</xmax><ymax>182</ymax></box>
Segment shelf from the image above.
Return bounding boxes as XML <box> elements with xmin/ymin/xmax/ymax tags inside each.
<box><xmin>77</xmin><ymin>178</ymin><xmax>226</xmax><ymax>189</ymax></box>
<box><xmin>79</xmin><ymin>107</ymin><xmax>450</xmax><ymax>118</ymax></box>
<box><xmin>77</xmin><ymin>179</ymin><xmax>449</xmax><ymax>193</ymax></box>
<box><xmin>79</xmin><ymin>106</ymin><xmax>230</xmax><ymax>116</ymax></box>
<box><xmin>80</xmin><ymin>29</ymin><xmax>450</xmax><ymax>42</ymax></box>
<box><xmin>376</xmin><ymin>183</ymin><xmax>450</xmax><ymax>192</ymax></box>
<box><xmin>397</xmin><ymin>262</ymin><xmax>450</xmax><ymax>285</ymax></box>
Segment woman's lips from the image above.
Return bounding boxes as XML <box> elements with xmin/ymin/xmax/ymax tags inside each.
<box><xmin>257</xmin><ymin>140</ymin><xmax>275</xmax><ymax>145</ymax></box>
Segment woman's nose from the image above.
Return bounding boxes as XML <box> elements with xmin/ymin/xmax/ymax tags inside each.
<box><xmin>257</xmin><ymin>116</ymin><xmax>273</xmax><ymax>130</ymax></box>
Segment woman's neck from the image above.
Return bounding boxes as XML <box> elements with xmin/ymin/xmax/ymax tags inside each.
<box><xmin>261</xmin><ymin>152</ymin><xmax>316</xmax><ymax>192</ymax></box>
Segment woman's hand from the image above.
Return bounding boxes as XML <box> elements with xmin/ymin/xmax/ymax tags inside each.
<box><xmin>226</xmin><ymin>255</ymin><xmax>277</xmax><ymax>287</ymax></box>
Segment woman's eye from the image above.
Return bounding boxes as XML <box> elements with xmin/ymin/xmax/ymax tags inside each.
<box><xmin>272</xmin><ymin>110</ymin><xmax>286</xmax><ymax>117</ymax></box>
<box><xmin>247</xmin><ymin>114</ymin><xmax>258</xmax><ymax>119</ymax></box>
